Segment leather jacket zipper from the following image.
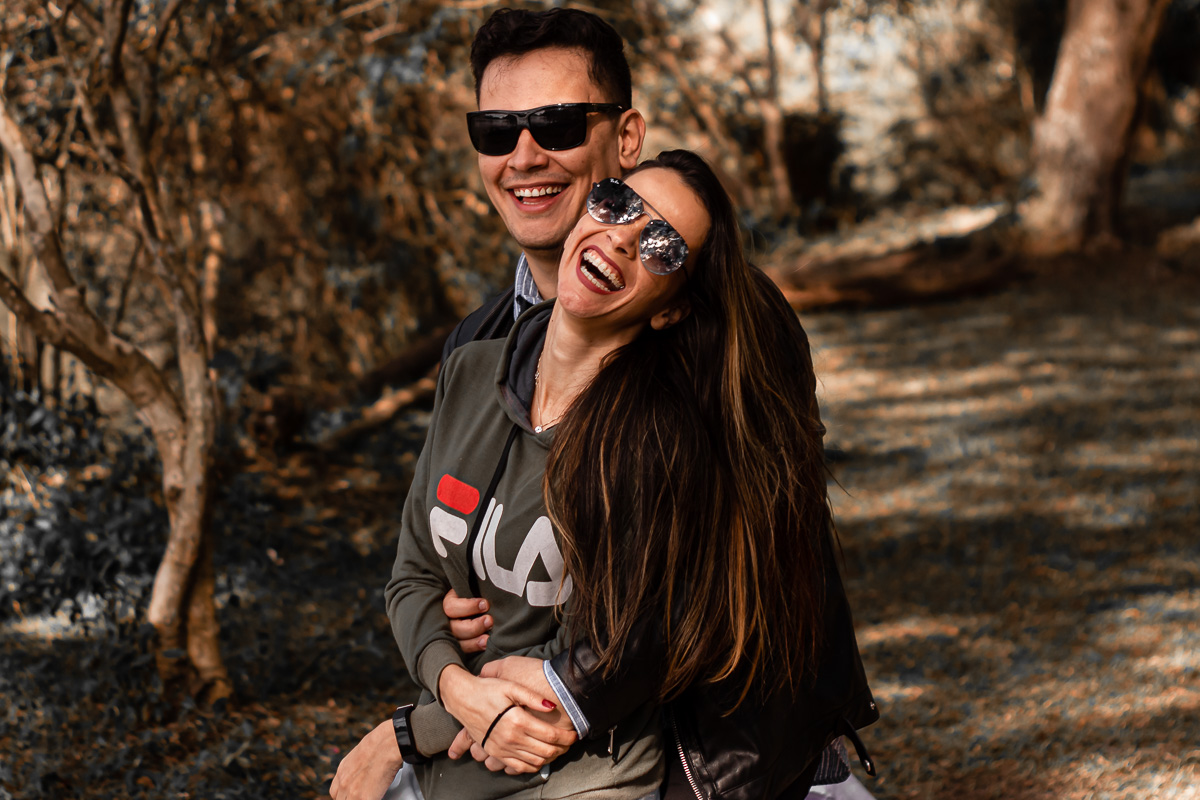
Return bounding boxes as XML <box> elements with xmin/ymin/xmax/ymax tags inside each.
<box><xmin>669</xmin><ymin>708</ymin><xmax>704</xmax><ymax>800</ymax></box>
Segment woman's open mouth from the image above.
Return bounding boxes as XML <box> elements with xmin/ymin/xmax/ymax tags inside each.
<box><xmin>579</xmin><ymin>248</ymin><xmax>625</xmax><ymax>292</ymax></box>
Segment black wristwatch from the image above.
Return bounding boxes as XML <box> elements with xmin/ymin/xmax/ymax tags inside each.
<box><xmin>392</xmin><ymin>704</ymin><xmax>428</xmax><ymax>764</ymax></box>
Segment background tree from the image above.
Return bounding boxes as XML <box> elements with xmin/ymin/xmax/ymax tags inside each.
<box><xmin>1021</xmin><ymin>0</ymin><xmax>1174</xmax><ymax>254</ymax></box>
<box><xmin>0</xmin><ymin>0</ymin><xmax>228</xmax><ymax>702</ymax></box>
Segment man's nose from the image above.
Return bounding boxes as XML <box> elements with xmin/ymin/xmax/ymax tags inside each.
<box><xmin>507</xmin><ymin>128</ymin><xmax>550</xmax><ymax>171</ymax></box>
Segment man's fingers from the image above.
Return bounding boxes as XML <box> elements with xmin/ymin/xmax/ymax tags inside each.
<box><xmin>448</xmin><ymin>728</ymin><xmax>473</xmax><ymax>760</ymax></box>
<box><xmin>472</xmin><ymin>743</ymin><xmax>533</xmax><ymax>774</ymax></box>
<box><xmin>448</xmin><ymin>615</ymin><xmax>492</xmax><ymax>651</ymax></box>
<box><xmin>329</xmin><ymin>773</ymin><xmax>339</xmax><ymax>799</ymax></box>
<box><xmin>443</xmin><ymin>588</ymin><xmax>489</xmax><ymax>620</ymax></box>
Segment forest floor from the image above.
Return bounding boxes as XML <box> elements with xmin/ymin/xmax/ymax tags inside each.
<box><xmin>2</xmin><ymin>253</ymin><xmax>1199</xmax><ymax>799</ymax></box>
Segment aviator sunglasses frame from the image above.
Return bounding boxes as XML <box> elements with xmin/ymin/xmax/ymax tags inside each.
<box><xmin>466</xmin><ymin>103</ymin><xmax>626</xmax><ymax>157</ymax></box>
<box><xmin>586</xmin><ymin>178</ymin><xmax>690</xmax><ymax>276</ymax></box>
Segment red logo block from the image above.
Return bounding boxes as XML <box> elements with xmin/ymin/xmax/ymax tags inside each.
<box><xmin>436</xmin><ymin>474</ymin><xmax>479</xmax><ymax>515</ymax></box>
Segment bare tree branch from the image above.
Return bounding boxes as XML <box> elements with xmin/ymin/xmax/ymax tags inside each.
<box><xmin>0</xmin><ymin>95</ymin><xmax>181</xmax><ymax>413</ymax></box>
<box><xmin>0</xmin><ymin>97</ymin><xmax>74</xmax><ymax>294</ymax></box>
<box><xmin>102</xmin><ymin>0</ymin><xmax>136</xmax><ymax>81</ymax></box>
<box><xmin>110</xmin><ymin>236</ymin><xmax>141</xmax><ymax>332</ymax></box>
<box><xmin>151</xmin><ymin>0</ymin><xmax>187</xmax><ymax>59</ymax></box>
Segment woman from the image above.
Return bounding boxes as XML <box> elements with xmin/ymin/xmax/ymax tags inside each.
<box><xmin>333</xmin><ymin>151</ymin><xmax>875</xmax><ymax>800</ymax></box>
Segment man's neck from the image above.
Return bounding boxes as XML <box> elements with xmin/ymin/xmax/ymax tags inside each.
<box><xmin>522</xmin><ymin>250</ymin><xmax>560</xmax><ymax>300</ymax></box>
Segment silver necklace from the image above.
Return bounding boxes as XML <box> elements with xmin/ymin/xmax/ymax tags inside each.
<box><xmin>533</xmin><ymin>352</ymin><xmax>557</xmax><ymax>433</ymax></box>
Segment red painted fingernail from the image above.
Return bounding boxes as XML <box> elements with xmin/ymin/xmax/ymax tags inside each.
<box><xmin>542</xmin><ymin>700</ymin><xmax>557</xmax><ymax>710</ymax></box>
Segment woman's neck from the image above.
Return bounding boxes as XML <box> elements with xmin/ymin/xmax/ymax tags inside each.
<box><xmin>532</xmin><ymin>310</ymin><xmax>639</xmax><ymax>432</ymax></box>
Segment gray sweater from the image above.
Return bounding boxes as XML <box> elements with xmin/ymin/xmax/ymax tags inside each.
<box><xmin>384</xmin><ymin>303</ymin><xmax>662</xmax><ymax>799</ymax></box>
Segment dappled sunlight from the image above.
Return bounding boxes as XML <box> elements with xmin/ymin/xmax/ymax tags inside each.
<box><xmin>806</xmin><ymin>271</ymin><xmax>1200</xmax><ymax>799</ymax></box>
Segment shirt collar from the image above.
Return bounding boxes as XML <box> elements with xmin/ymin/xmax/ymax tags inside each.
<box><xmin>513</xmin><ymin>253</ymin><xmax>544</xmax><ymax>320</ymax></box>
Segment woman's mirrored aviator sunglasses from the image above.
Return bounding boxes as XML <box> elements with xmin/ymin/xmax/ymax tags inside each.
<box><xmin>466</xmin><ymin>103</ymin><xmax>626</xmax><ymax>157</ymax></box>
<box><xmin>586</xmin><ymin>178</ymin><xmax>690</xmax><ymax>276</ymax></box>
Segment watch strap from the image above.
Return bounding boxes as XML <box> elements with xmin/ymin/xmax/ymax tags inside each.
<box><xmin>392</xmin><ymin>704</ymin><xmax>428</xmax><ymax>765</ymax></box>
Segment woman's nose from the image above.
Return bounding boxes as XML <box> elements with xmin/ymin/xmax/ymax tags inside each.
<box><xmin>605</xmin><ymin>217</ymin><xmax>643</xmax><ymax>258</ymax></box>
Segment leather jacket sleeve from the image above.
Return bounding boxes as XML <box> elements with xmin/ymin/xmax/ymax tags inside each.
<box><xmin>548</xmin><ymin>613</ymin><xmax>668</xmax><ymax>739</ymax></box>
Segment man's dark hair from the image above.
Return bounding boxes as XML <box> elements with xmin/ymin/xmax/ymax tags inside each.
<box><xmin>470</xmin><ymin>7</ymin><xmax>633</xmax><ymax>108</ymax></box>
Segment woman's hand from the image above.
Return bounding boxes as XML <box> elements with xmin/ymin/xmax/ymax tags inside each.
<box><xmin>329</xmin><ymin>718</ymin><xmax>403</xmax><ymax>800</ymax></box>
<box><xmin>478</xmin><ymin>655</ymin><xmax>557</xmax><ymax>698</ymax></box>
<box><xmin>439</xmin><ymin>665</ymin><xmax>577</xmax><ymax>774</ymax></box>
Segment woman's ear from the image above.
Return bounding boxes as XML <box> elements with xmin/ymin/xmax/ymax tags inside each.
<box><xmin>650</xmin><ymin>298</ymin><xmax>691</xmax><ymax>331</ymax></box>
<box><xmin>617</xmin><ymin>109</ymin><xmax>646</xmax><ymax>172</ymax></box>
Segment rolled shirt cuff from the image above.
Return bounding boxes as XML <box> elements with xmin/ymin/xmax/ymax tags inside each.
<box><xmin>543</xmin><ymin>658</ymin><xmax>590</xmax><ymax>738</ymax></box>
<box><xmin>416</xmin><ymin>639</ymin><xmax>466</xmax><ymax>703</ymax></box>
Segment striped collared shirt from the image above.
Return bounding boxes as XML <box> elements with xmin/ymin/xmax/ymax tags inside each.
<box><xmin>513</xmin><ymin>253</ymin><xmax>544</xmax><ymax>320</ymax></box>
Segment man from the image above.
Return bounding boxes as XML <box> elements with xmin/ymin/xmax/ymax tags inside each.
<box><xmin>331</xmin><ymin>9</ymin><xmax>872</xmax><ymax>800</ymax></box>
<box><xmin>331</xmin><ymin>10</ymin><xmax>644</xmax><ymax>800</ymax></box>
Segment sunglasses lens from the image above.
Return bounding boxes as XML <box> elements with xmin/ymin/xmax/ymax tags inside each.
<box><xmin>468</xmin><ymin>113</ymin><xmax>521</xmax><ymax>156</ymax></box>
<box><xmin>529</xmin><ymin>107</ymin><xmax>589</xmax><ymax>151</ymax></box>
<box><xmin>640</xmin><ymin>219</ymin><xmax>689</xmax><ymax>275</ymax></box>
<box><xmin>587</xmin><ymin>179</ymin><xmax>642</xmax><ymax>224</ymax></box>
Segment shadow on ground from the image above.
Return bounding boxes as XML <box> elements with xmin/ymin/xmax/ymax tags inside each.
<box><xmin>809</xmin><ymin>260</ymin><xmax>1200</xmax><ymax>798</ymax></box>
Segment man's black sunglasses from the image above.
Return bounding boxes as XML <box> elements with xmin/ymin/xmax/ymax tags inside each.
<box><xmin>466</xmin><ymin>103</ymin><xmax>626</xmax><ymax>156</ymax></box>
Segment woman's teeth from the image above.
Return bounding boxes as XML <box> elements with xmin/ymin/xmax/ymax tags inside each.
<box><xmin>582</xmin><ymin>249</ymin><xmax>624</xmax><ymax>291</ymax></box>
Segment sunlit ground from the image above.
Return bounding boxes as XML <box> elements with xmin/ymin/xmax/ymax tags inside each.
<box><xmin>808</xmin><ymin>264</ymin><xmax>1200</xmax><ymax>799</ymax></box>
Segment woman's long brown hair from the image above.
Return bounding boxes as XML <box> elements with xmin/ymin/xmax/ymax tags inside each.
<box><xmin>545</xmin><ymin>150</ymin><xmax>834</xmax><ymax>708</ymax></box>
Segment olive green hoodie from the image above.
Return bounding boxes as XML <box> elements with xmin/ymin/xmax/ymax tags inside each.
<box><xmin>384</xmin><ymin>302</ymin><xmax>662</xmax><ymax>799</ymax></box>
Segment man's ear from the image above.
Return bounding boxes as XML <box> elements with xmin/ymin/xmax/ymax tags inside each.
<box><xmin>649</xmin><ymin>297</ymin><xmax>691</xmax><ymax>331</ymax></box>
<box><xmin>617</xmin><ymin>109</ymin><xmax>646</xmax><ymax>171</ymax></box>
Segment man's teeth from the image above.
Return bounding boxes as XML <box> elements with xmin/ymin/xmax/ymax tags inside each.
<box><xmin>513</xmin><ymin>186</ymin><xmax>564</xmax><ymax>198</ymax></box>
<box><xmin>582</xmin><ymin>249</ymin><xmax>624</xmax><ymax>290</ymax></box>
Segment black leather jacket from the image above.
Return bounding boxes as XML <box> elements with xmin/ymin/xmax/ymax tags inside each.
<box><xmin>548</xmin><ymin>543</ymin><xmax>878</xmax><ymax>800</ymax></box>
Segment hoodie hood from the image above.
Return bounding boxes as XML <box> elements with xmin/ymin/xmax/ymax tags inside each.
<box><xmin>495</xmin><ymin>299</ymin><xmax>555</xmax><ymax>437</ymax></box>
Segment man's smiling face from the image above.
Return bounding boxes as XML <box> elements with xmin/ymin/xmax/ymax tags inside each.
<box><xmin>475</xmin><ymin>47</ymin><xmax>636</xmax><ymax>269</ymax></box>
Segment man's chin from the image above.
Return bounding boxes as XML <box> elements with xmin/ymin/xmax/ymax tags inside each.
<box><xmin>511</xmin><ymin>233</ymin><xmax>571</xmax><ymax>259</ymax></box>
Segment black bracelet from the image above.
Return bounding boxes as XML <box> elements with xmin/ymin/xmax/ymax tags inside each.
<box><xmin>393</xmin><ymin>704</ymin><xmax>429</xmax><ymax>765</ymax></box>
<box><xmin>481</xmin><ymin>703</ymin><xmax>519</xmax><ymax>748</ymax></box>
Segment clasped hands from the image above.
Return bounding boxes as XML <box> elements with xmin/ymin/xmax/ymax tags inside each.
<box><xmin>440</xmin><ymin>589</ymin><xmax>577</xmax><ymax>774</ymax></box>
<box><xmin>440</xmin><ymin>659</ymin><xmax>576</xmax><ymax>774</ymax></box>
<box><xmin>330</xmin><ymin>592</ymin><xmax>576</xmax><ymax>800</ymax></box>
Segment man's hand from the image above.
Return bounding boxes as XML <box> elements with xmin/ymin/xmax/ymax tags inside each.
<box><xmin>443</xmin><ymin>588</ymin><xmax>493</xmax><ymax>653</ymax></box>
<box><xmin>329</xmin><ymin>718</ymin><xmax>403</xmax><ymax>800</ymax></box>
<box><xmin>438</xmin><ymin>665</ymin><xmax>577</xmax><ymax>774</ymax></box>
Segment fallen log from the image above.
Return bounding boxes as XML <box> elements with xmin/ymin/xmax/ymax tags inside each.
<box><xmin>314</xmin><ymin>373</ymin><xmax>438</xmax><ymax>452</ymax></box>
<box><xmin>764</xmin><ymin>203</ymin><xmax>1023</xmax><ymax>309</ymax></box>
<box><xmin>357</xmin><ymin>323</ymin><xmax>453</xmax><ymax>398</ymax></box>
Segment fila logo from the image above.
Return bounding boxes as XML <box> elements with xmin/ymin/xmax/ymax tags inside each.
<box><xmin>430</xmin><ymin>474</ymin><xmax>572</xmax><ymax>607</ymax></box>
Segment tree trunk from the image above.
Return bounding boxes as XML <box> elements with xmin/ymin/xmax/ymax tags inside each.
<box><xmin>1021</xmin><ymin>0</ymin><xmax>1171</xmax><ymax>254</ymax></box>
<box><xmin>759</xmin><ymin>0</ymin><xmax>792</xmax><ymax>219</ymax></box>
<box><xmin>0</xmin><ymin>93</ymin><xmax>231</xmax><ymax>705</ymax></box>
